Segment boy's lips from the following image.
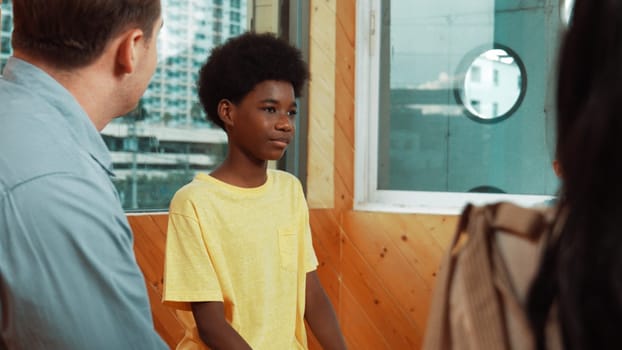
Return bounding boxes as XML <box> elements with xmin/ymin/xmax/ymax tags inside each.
<box><xmin>269</xmin><ymin>137</ymin><xmax>290</xmax><ymax>148</ymax></box>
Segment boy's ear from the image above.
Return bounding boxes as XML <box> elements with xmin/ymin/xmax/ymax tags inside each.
<box><xmin>217</xmin><ymin>99</ymin><xmax>235</xmax><ymax>127</ymax></box>
<box><xmin>115</xmin><ymin>29</ymin><xmax>144</xmax><ymax>75</ymax></box>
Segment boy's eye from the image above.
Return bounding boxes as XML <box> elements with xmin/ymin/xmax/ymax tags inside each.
<box><xmin>262</xmin><ymin>107</ymin><xmax>277</xmax><ymax>113</ymax></box>
<box><xmin>287</xmin><ymin>110</ymin><xmax>297</xmax><ymax>117</ymax></box>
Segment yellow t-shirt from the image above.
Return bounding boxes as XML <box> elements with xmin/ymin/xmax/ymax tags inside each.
<box><xmin>163</xmin><ymin>169</ymin><xmax>318</xmax><ymax>350</ymax></box>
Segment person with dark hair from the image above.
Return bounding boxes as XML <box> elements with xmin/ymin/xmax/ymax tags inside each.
<box><xmin>163</xmin><ymin>32</ymin><xmax>347</xmax><ymax>350</ymax></box>
<box><xmin>527</xmin><ymin>0</ymin><xmax>622</xmax><ymax>348</ymax></box>
<box><xmin>0</xmin><ymin>0</ymin><xmax>166</xmax><ymax>349</ymax></box>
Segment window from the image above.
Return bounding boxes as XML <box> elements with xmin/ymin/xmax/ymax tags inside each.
<box><xmin>355</xmin><ymin>0</ymin><xmax>560</xmax><ymax>213</ymax></box>
<box><xmin>1</xmin><ymin>37</ymin><xmax>10</xmax><ymax>54</ymax></box>
<box><xmin>213</xmin><ymin>34</ymin><xmax>223</xmax><ymax>45</ymax></box>
<box><xmin>231</xmin><ymin>11</ymin><xmax>241</xmax><ymax>22</ymax></box>
<box><xmin>2</xmin><ymin>13</ymin><xmax>11</xmax><ymax>32</ymax></box>
<box><xmin>230</xmin><ymin>24</ymin><xmax>240</xmax><ymax>35</ymax></box>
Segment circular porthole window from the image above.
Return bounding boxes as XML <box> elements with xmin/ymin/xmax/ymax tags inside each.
<box><xmin>455</xmin><ymin>44</ymin><xmax>527</xmax><ymax>123</ymax></box>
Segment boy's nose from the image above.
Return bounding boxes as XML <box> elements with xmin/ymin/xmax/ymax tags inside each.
<box><xmin>276</xmin><ymin>115</ymin><xmax>294</xmax><ymax>131</ymax></box>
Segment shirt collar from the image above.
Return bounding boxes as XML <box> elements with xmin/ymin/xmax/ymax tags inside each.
<box><xmin>2</xmin><ymin>57</ymin><xmax>114</xmax><ymax>175</ymax></box>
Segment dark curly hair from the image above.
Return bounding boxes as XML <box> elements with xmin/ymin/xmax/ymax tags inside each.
<box><xmin>197</xmin><ymin>32</ymin><xmax>309</xmax><ymax>130</ymax></box>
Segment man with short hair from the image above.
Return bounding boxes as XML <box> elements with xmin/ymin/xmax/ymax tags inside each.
<box><xmin>0</xmin><ymin>1</ymin><xmax>167</xmax><ymax>348</ymax></box>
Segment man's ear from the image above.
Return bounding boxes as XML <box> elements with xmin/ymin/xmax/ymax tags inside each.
<box><xmin>218</xmin><ymin>99</ymin><xmax>235</xmax><ymax>127</ymax></box>
<box><xmin>115</xmin><ymin>29</ymin><xmax>145</xmax><ymax>75</ymax></box>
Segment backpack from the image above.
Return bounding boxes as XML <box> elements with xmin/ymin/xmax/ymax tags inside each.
<box><xmin>422</xmin><ymin>202</ymin><xmax>562</xmax><ymax>350</ymax></box>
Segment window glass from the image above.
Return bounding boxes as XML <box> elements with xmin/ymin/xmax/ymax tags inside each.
<box><xmin>356</xmin><ymin>0</ymin><xmax>562</xmax><ymax>212</ymax></box>
<box><xmin>0</xmin><ymin>0</ymin><xmax>249</xmax><ymax>210</ymax></box>
<box><xmin>109</xmin><ymin>0</ymin><xmax>248</xmax><ymax>210</ymax></box>
<box><xmin>0</xmin><ymin>1</ymin><xmax>11</xmax><ymax>66</ymax></box>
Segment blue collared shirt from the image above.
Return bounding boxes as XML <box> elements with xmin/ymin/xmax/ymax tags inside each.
<box><xmin>0</xmin><ymin>57</ymin><xmax>167</xmax><ymax>349</ymax></box>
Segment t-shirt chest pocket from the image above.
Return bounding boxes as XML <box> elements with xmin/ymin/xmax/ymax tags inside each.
<box><xmin>277</xmin><ymin>228</ymin><xmax>298</xmax><ymax>271</ymax></box>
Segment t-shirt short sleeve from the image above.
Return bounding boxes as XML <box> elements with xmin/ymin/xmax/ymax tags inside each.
<box><xmin>163</xmin><ymin>197</ymin><xmax>223</xmax><ymax>310</ymax></box>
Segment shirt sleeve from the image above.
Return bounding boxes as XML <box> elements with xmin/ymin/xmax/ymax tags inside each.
<box><xmin>300</xmin><ymin>194</ymin><xmax>319</xmax><ymax>273</ymax></box>
<box><xmin>163</xmin><ymin>195</ymin><xmax>224</xmax><ymax>310</ymax></box>
<box><xmin>304</xmin><ymin>223</ymin><xmax>320</xmax><ymax>273</ymax></box>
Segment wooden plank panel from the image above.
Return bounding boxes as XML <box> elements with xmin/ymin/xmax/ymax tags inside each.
<box><xmin>333</xmin><ymin>124</ymin><xmax>354</xmax><ymax>210</ymax></box>
<box><xmin>129</xmin><ymin>216</ymin><xmax>166</xmax><ymax>290</ymax></box>
<box><xmin>341</xmin><ymin>285</ymin><xmax>392</xmax><ymax>350</ymax></box>
<box><xmin>307</xmin><ymin>0</ymin><xmax>336</xmax><ymax>208</ymax></box>
<box><xmin>314</xmin><ymin>243</ymin><xmax>340</xmax><ymax>304</ymax></box>
<box><xmin>151</xmin><ymin>214</ymin><xmax>170</xmax><ymax>239</ymax></box>
<box><xmin>344</xmin><ymin>212</ymin><xmax>435</xmax><ymax>329</ymax></box>
<box><xmin>420</xmin><ymin>214</ymin><xmax>459</xmax><ymax>250</ymax></box>
<box><xmin>336</xmin><ymin>0</ymin><xmax>356</xmax><ymax>48</ymax></box>
<box><xmin>341</xmin><ymin>233</ymin><xmax>422</xmax><ymax>349</ymax></box>
<box><xmin>346</xmin><ymin>212</ymin><xmax>445</xmax><ymax>287</ymax></box>
<box><xmin>308</xmin><ymin>210</ymin><xmax>342</xmax><ymax>328</ymax></box>
<box><xmin>309</xmin><ymin>210</ymin><xmax>341</xmax><ymax>269</ymax></box>
<box><xmin>333</xmin><ymin>0</ymin><xmax>355</xmax><ymax>212</ymax></box>
<box><xmin>129</xmin><ymin>214</ymin><xmax>184</xmax><ymax>349</ymax></box>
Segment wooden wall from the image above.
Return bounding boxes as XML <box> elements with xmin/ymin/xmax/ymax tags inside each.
<box><xmin>129</xmin><ymin>1</ymin><xmax>460</xmax><ymax>349</ymax></box>
<box><xmin>308</xmin><ymin>211</ymin><xmax>457</xmax><ymax>349</ymax></box>
<box><xmin>128</xmin><ymin>214</ymin><xmax>184</xmax><ymax>349</ymax></box>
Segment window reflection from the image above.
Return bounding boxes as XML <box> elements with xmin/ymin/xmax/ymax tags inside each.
<box><xmin>377</xmin><ymin>0</ymin><xmax>559</xmax><ymax>195</ymax></box>
<box><xmin>459</xmin><ymin>47</ymin><xmax>526</xmax><ymax>121</ymax></box>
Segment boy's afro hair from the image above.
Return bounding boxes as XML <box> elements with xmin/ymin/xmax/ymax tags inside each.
<box><xmin>197</xmin><ymin>32</ymin><xmax>309</xmax><ymax>130</ymax></box>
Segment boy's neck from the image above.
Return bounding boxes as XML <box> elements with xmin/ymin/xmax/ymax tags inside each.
<box><xmin>210</xmin><ymin>158</ymin><xmax>269</xmax><ymax>188</ymax></box>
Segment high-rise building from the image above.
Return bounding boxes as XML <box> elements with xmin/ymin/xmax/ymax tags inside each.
<box><xmin>142</xmin><ymin>0</ymin><xmax>248</xmax><ymax>125</ymax></box>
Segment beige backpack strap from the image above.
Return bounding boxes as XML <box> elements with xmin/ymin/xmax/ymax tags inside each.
<box><xmin>462</xmin><ymin>202</ymin><xmax>552</xmax><ymax>350</ymax></box>
<box><xmin>457</xmin><ymin>204</ymin><xmax>509</xmax><ymax>349</ymax></box>
<box><xmin>491</xmin><ymin>202</ymin><xmax>552</xmax><ymax>240</ymax></box>
<box><xmin>422</xmin><ymin>204</ymin><xmax>474</xmax><ymax>350</ymax></box>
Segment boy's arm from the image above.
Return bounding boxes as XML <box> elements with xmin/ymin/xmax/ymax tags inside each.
<box><xmin>191</xmin><ymin>301</ymin><xmax>252</xmax><ymax>350</ymax></box>
<box><xmin>304</xmin><ymin>270</ymin><xmax>348</xmax><ymax>350</ymax></box>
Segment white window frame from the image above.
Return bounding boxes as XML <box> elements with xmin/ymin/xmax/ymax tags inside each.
<box><xmin>354</xmin><ymin>0</ymin><xmax>554</xmax><ymax>215</ymax></box>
